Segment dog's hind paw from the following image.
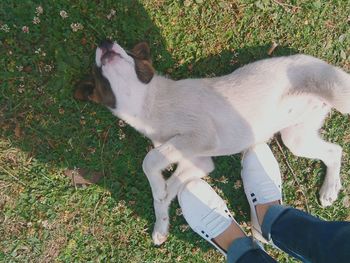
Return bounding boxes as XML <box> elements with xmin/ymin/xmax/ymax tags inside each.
<box><xmin>152</xmin><ymin>230</ymin><xmax>168</xmax><ymax>246</ymax></box>
<box><xmin>319</xmin><ymin>178</ymin><xmax>342</xmax><ymax>207</ymax></box>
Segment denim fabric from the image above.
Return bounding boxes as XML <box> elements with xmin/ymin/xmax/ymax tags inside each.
<box><xmin>227</xmin><ymin>205</ymin><xmax>350</xmax><ymax>263</ymax></box>
<box><xmin>265</xmin><ymin>205</ymin><xmax>350</xmax><ymax>263</ymax></box>
<box><xmin>261</xmin><ymin>204</ymin><xmax>287</xmax><ymax>241</ymax></box>
<box><xmin>236</xmin><ymin>249</ymin><xmax>277</xmax><ymax>263</ymax></box>
<box><xmin>227</xmin><ymin>236</ymin><xmax>276</xmax><ymax>263</ymax></box>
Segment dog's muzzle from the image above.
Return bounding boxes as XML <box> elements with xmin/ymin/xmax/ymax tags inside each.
<box><xmin>99</xmin><ymin>40</ymin><xmax>121</xmax><ymax>66</ymax></box>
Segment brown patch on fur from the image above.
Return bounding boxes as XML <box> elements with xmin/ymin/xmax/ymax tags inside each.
<box><xmin>73</xmin><ymin>76</ymin><xmax>95</xmax><ymax>100</ymax></box>
<box><xmin>131</xmin><ymin>42</ymin><xmax>155</xmax><ymax>84</ymax></box>
<box><xmin>74</xmin><ymin>41</ymin><xmax>154</xmax><ymax>107</ymax></box>
<box><xmin>134</xmin><ymin>59</ymin><xmax>155</xmax><ymax>84</ymax></box>
<box><xmin>74</xmin><ymin>66</ymin><xmax>116</xmax><ymax>108</ymax></box>
<box><xmin>132</xmin><ymin>42</ymin><xmax>151</xmax><ymax>60</ymax></box>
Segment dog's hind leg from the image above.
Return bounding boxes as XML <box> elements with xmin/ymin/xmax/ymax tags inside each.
<box><xmin>152</xmin><ymin>157</ymin><xmax>214</xmax><ymax>245</ymax></box>
<box><xmin>281</xmin><ymin>117</ymin><xmax>342</xmax><ymax>207</ymax></box>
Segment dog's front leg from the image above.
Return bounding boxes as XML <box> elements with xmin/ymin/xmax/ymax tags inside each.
<box><xmin>142</xmin><ymin>137</ymin><xmax>186</xmax><ymax>245</ymax></box>
<box><xmin>151</xmin><ymin>157</ymin><xmax>215</xmax><ymax>245</ymax></box>
<box><xmin>142</xmin><ymin>135</ymin><xmax>195</xmax><ymax>201</ymax></box>
<box><xmin>142</xmin><ymin>135</ymin><xmax>216</xmax><ymax>245</ymax></box>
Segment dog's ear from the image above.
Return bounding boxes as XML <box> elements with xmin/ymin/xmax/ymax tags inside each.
<box><xmin>74</xmin><ymin>75</ymin><xmax>96</xmax><ymax>102</ymax></box>
<box><xmin>74</xmin><ymin>66</ymin><xmax>116</xmax><ymax>108</ymax></box>
<box><xmin>132</xmin><ymin>42</ymin><xmax>151</xmax><ymax>61</ymax></box>
<box><xmin>134</xmin><ymin>59</ymin><xmax>155</xmax><ymax>84</ymax></box>
<box><xmin>131</xmin><ymin>42</ymin><xmax>154</xmax><ymax>84</ymax></box>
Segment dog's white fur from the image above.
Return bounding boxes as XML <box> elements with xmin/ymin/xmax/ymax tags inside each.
<box><xmin>97</xmin><ymin>43</ymin><xmax>350</xmax><ymax>245</ymax></box>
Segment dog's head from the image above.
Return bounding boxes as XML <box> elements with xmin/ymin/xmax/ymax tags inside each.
<box><xmin>74</xmin><ymin>40</ymin><xmax>154</xmax><ymax>109</ymax></box>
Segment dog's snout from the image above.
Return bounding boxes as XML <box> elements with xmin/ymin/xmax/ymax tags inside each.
<box><xmin>101</xmin><ymin>50</ymin><xmax>121</xmax><ymax>66</ymax></box>
<box><xmin>97</xmin><ymin>40</ymin><xmax>120</xmax><ymax>66</ymax></box>
<box><xmin>99</xmin><ymin>40</ymin><xmax>114</xmax><ymax>52</ymax></box>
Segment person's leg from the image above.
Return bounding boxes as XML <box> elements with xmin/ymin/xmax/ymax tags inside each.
<box><xmin>178</xmin><ymin>179</ymin><xmax>276</xmax><ymax>263</ymax></box>
<box><xmin>227</xmin><ymin>237</ymin><xmax>277</xmax><ymax>263</ymax></box>
<box><xmin>242</xmin><ymin>143</ymin><xmax>350</xmax><ymax>263</ymax></box>
<box><xmin>261</xmin><ymin>204</ymin><xmax>350</xmax><ymax>263</ymax></box>
<box><xmin>241</xmin><ymin>144</ymin><xmax>283</xmax><ymax>243</ymax></box>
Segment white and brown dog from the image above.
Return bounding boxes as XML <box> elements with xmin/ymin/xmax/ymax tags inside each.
<box><xmin>75</xmin><ymin>40</ymin><xmax>350</xmax><ymax>245</ymax></box>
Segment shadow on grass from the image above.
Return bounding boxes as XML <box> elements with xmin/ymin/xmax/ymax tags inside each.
<box><xmin>1</xmin><ymin>0</ymin><xmax>298</xmax><ymax>258</ymax></box>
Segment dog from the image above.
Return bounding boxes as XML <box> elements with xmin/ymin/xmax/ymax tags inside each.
<box><xmin>74</xmin><ymin>40</ymin><xmax>350</xmax><ymax>245</ymax></box>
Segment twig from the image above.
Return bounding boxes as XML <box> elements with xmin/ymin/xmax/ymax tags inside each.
<box><xmin>0</xmin><ymin>167</ymin><xmax>27</xmax><ymax>186</ymax></box>
<box><xmin>274</xmin><ymin>137</ymin><xmax>310</xmax><ymax>213</ymax></box>
<box><xmin>100</xmin><ymin>126</ymin><xmax>111</xmax><ymax>182</ymax></box>
<box><xmin>0</xmin><ymin>182</ymin><xmax>13</xmax><ymax>190</ymax></box>
<box><xmin>272</xmin><ymin>0</ymin><xmax>300</xmax><ymax>12</ymax></box>
<box><xmin>91</xmin><ymin>196</ymin><xmax>103</xmax><ymax>236</ymax></box>
<box><xmin>91</xmin><ymin>126</ymin><xmax>115</xmax><ymax>235</ymax></box>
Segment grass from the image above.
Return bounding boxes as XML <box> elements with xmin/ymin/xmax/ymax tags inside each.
<box><xmin>0</xmin><ymin>0</ymin><xmax>349</xmax><ymax>262</ymax></box>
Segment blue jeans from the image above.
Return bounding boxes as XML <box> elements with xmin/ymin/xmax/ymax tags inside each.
<box><xmin>227</xmin><ymin>205</ymin><xmax>350</xmax><ymax>263</ymax></box>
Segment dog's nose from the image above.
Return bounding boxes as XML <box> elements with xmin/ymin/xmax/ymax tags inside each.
<box><xmin>99</xmin><ymin>40</ymin><xmax>113</xmax><ymax>51</ymax></box>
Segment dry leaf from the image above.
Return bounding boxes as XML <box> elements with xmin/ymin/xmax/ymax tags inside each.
<box><xmin>23</xmin><ymin>66</ymin><xmax>32</xmax><ymax>73</ymax></box>
<box><xmin>14</xmin><ymin>122</ymin><xmax>22</xmax><ymax>138</ymax></box>
<box><xmin>342</xmin><ymin>196</ymin><xmax>350</xmax><ymax>208</ymax></box>
<box><xmin>267</xmin><ymin>42</ymin><xmax>278</xmax><ymax>56</ymax></box>
<box><xmin>81</xmin><ymin>37</ymin><xmax>87</xmax><ymax>46</ymax></box>
<box><xmin>64</xmin><ymin>168</ymin><xmax>103</xmax><ymax>186</ymax></box>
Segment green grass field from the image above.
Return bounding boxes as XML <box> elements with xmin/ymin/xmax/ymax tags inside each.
<box><xmin>1</xmin><ymin>0</ymin><xmax>349</xmax><ymax>262</ymax></box>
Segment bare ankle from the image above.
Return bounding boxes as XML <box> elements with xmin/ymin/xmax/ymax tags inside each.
<box><xmin>213</xmin><ymin>222</ymin><xmax>246</xmax><ymax>251</ymax></box>
<box><xmin>256</xmin><ymin>201</ymin><xmax>280</xmax><ymax>226</ymax></box>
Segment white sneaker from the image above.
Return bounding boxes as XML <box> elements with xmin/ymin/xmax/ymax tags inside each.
<box><xmin>178</xmin><ymin>178</ymin><xmax>243</xmax><ymax>256</ymax></box>
<box><xmin>241</xmin><ymin>144</ymin><xmax>282</xmax><ymax>243</ymax></box>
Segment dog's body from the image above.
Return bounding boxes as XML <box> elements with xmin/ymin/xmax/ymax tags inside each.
<box><xmin>75</xmin><ymin>41</ymin><xmax>350</xmax><ymax>245</ymax></box>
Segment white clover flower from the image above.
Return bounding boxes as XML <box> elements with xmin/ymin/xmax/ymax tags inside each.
<box><xmin>36</xmin><ymin>6</ymin><xmax>43</xmax><ymax>15</ymax></box>
<box><xmin>118</xmin><ymin>119</ymin><xmax>126</xmax><ymax>127</ymax></box>
<box><xmin>60</xmin><ymin>10</ymin><xmax>68</xmax><ymax>19</ymax></box>
<box><xmin>118</xmin><ymin>129</ymin><xmax>126</xmax><ymax>140</ymax></box>
<box><xmin>32</xmin><ymin>16</ymin><xmax>40</xmax><ymax>25</ymax></box>
<box><xmin>22</xmin><ymin>26</ymin><xmax>29</xmax><ymax>33</ymax></box>
<box><xmin>107</xmin><ymin>9</ymin><xmax>116</xmax><ymax>20</ymax></box>
<box><xmin>0</xmin><ymin>24</ymin><xmax>10</xmax><ymax>32</ymax></box>
<box><xmin>34</xmin><ymin>48</ymin><xmax>46</xmax><ymax>57</ymax></box>
<box><xmin>44</xmin><ymin>64</ymin><xmax>52</xmax><ymax>72</ymax></box>
<box><xmin>234</xmin><ymin>179</ymin><xmax>242</xmax><ymax>189</ymax></box>
<box><xmin>70</xmin><ymin>23</ymin><xmax>84</xmax><ymax>32</ymax></box>
<box><xmin>179</xmin><ymin>224</ymin><xmax>189</xmax><ymax>232</ymax></box>
<box><xmin>18</xmin><ymin>83</ymin><xmax>25</xmax><ymax>94</ymax></box>
<box><xmin>175</xmin><ymin>208</ymin><xmax>182</xmax><ymax>216</ymax></box>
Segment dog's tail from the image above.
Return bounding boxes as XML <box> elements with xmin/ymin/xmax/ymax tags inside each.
<box><xmin>292</xmin><ymin>55</ymin><xmax>350</xmax><ymax>114</ymax></box>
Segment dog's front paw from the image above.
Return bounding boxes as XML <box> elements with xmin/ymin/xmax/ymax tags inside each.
<box><xmin>152</xmin><ymin>218</ymin><xmax>169</xmax><ymax>246</ymax></box>
<box><xmin>152</xmin><ymin>228</ymin><xmax>168</xmax><ymax>246</ymax></box>
<box><xmin>319</xmin><ymin>178</ymin><xmax>342</xmax><ymax>207</ymax></box>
